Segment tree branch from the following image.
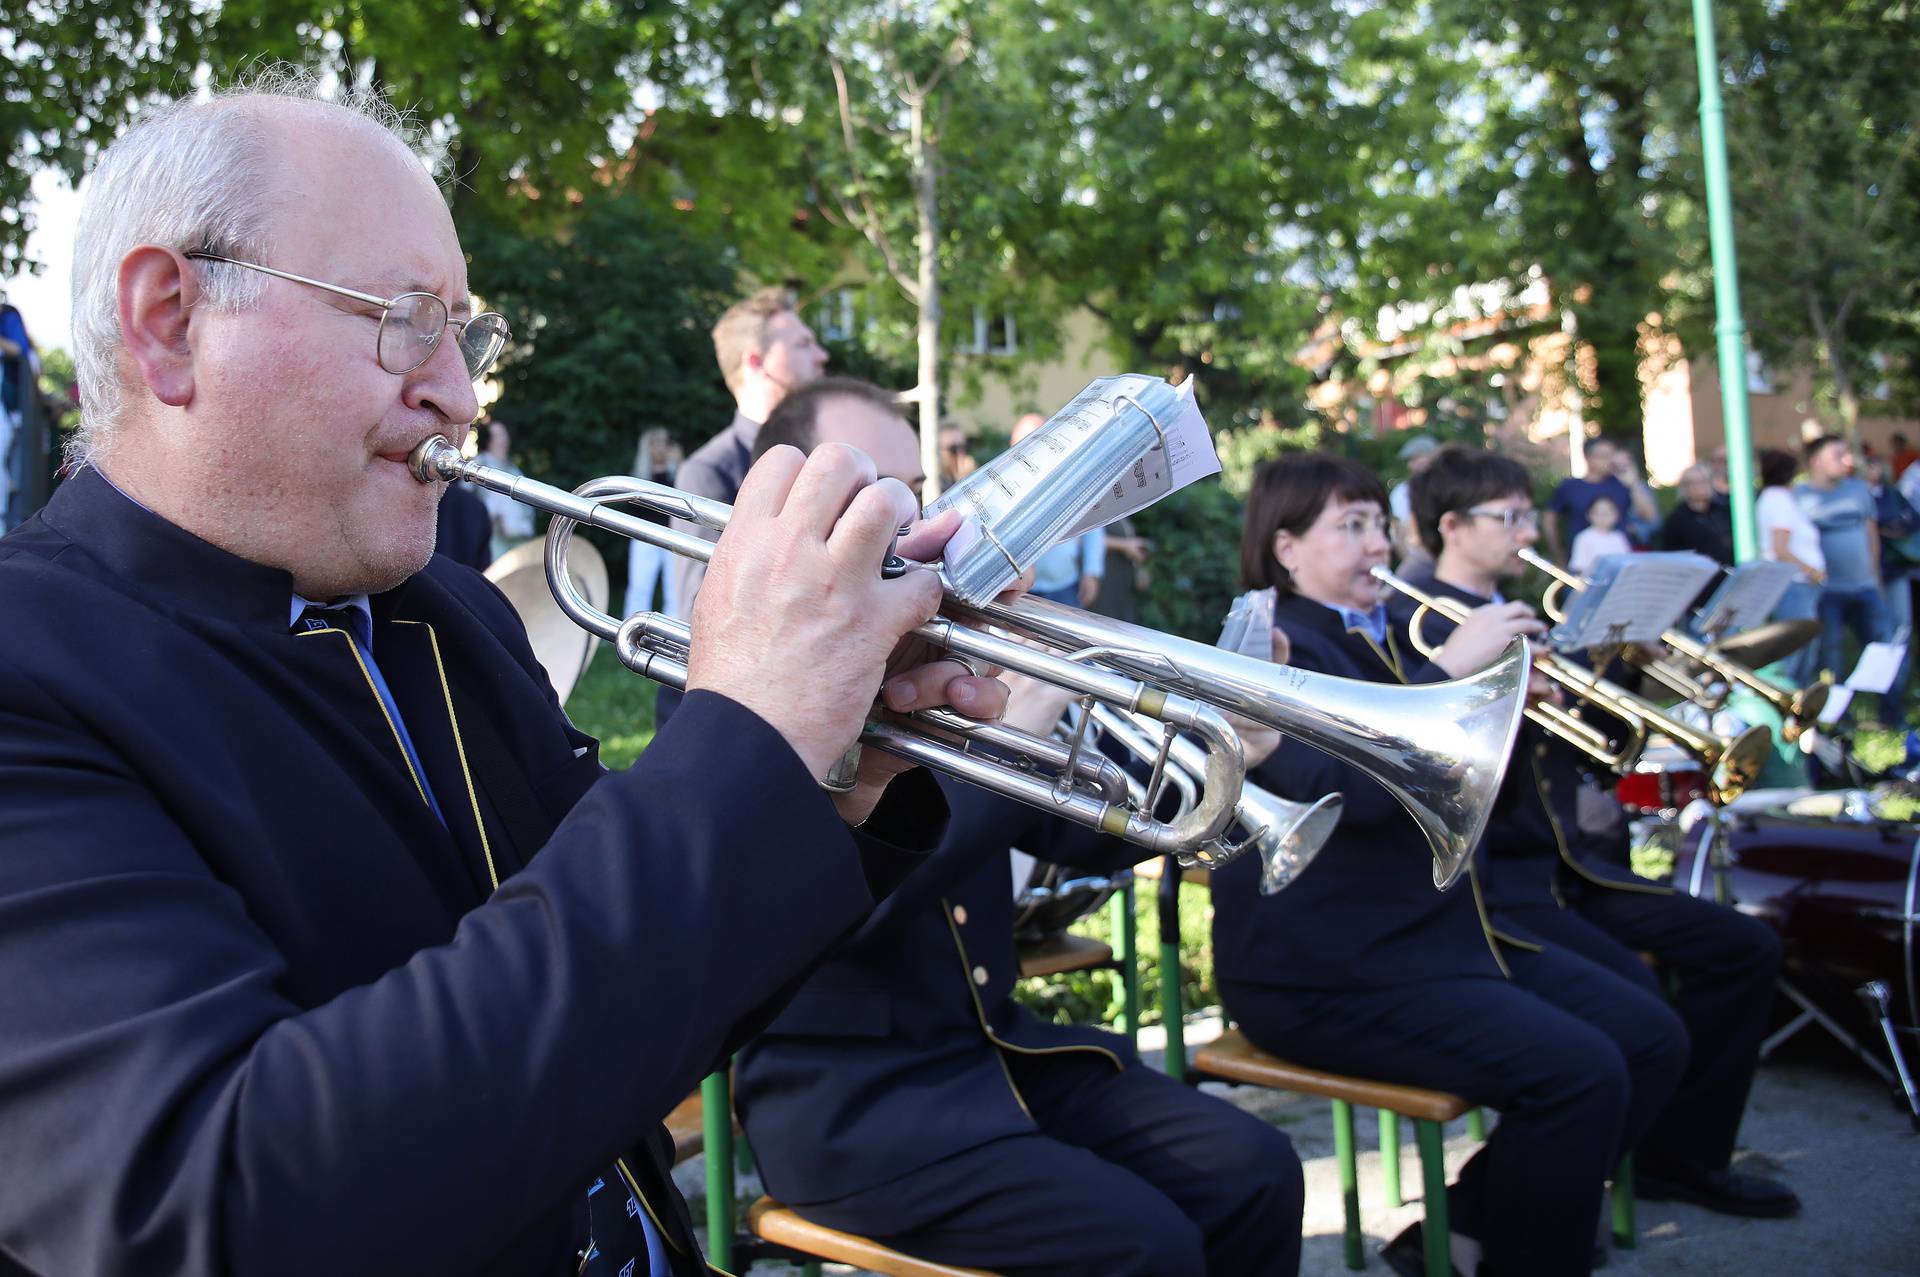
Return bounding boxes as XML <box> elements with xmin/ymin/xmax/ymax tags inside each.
<box><xmin>829</xmin><ymin>49</ymin><xmax>919</xmax><ymax>304</ymax></box>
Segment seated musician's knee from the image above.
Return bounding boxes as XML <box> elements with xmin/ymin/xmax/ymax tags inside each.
<box><xmin>1515</xmin><ymin>1021</ymin><xmax>1634</xmax><ymax>1125</ymax></box>
<box><xmin>1216</xmin><ymin>1113</ymin><xmax>1305</xmax><ymax>1222</ymax></box>
<box><xmin>1092</xmin><ymin>1204</ymin><xmax>1209</xmax><ymax>1277</ymax></box>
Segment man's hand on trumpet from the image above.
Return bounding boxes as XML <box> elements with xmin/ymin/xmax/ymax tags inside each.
<box><xmin>1429</xmin><ymin>600</ymin><xmax>1557</xmax><ymax>706</ymax></box>
<box><xmin>687</xmin><ymin>442</ymin><xmax>1010</xmax><ymax>825</ymax></box>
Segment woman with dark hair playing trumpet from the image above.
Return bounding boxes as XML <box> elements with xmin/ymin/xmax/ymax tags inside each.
<box><xmin>1211</xmin><ymin>452</ymin><xmax>1687</xmax><ymax>1277</ymax></box>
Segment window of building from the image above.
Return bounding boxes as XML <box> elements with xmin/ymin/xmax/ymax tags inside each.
<box><xmin>959</xmin><ymin>306</ymin><xmax>1018</xmax><ymax>356</ymax></box>
<box><xmin>814</xmin><ymin>289</ymin><xmax>856</xmax><ymax>343</ymax></box>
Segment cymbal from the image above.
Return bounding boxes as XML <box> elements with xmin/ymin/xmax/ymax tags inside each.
<box><xmin>1712</xmin><ymin>618</ymin><xmax>1822</xmax><ymax>669</ymax></box>
<box><xmin>484</xmin><ymin>536</ymin><xmax>607</xmax><ymax>706</ymax></box>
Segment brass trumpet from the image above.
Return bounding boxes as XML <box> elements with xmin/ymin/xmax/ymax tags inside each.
<box><xmin>1371</xmin><ymin>566</ymin><xmax>1773</xmax><ymax>803</ymax></box>
<box><xmin>1521</xmin><ymin>548</ymin><xmax>1831</xmax><ymax>741</ymax></box>
<box><xmin>412</xmin><ymin>437</ymin><xmax>1527</xmax><ymax>885</ymax></box>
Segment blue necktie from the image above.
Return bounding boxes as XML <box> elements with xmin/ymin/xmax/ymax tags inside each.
<box><xmin>296</xmin><ymin>605</ymin><xmax>444</xmax><ymax>824</ymax></box>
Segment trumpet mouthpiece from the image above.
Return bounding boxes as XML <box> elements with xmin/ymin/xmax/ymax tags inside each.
<box><xmin>408</xmin><ymin>436</ymin><xmax>460</xmax><ymax>483</ymax></box>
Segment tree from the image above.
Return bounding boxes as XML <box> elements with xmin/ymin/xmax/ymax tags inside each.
<box><xmin>0</xmin><ymin>0</ymin><xmax>209</xmax><ymax>274</ymax></box>
<box><xmin>672</xmin><ymin>1</ymin><xmax>1054</xmax><ymax>498</ymax></box>
<box><xmin>1424</xmin><ymin>0</ymin><xmax>1701</xmax><ymax>443</ymax></box>
<box><xmin>476</xmin><ymin>190</ymin><xmax>741</xmax><ymax>488</ymax></box>
<box><xmin>201</xmin><ymin>0</ymin><xmax>675</xmax><ymax>236</ymax></box>
<box><xmin>1716</xmin><ymin>0</ymin><xmax>1920</xmax><ymax>443</ymax></box>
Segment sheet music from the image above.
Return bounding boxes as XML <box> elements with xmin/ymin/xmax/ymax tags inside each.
<box><xmin>1217</xmin><ymin>588</ymin><xmax>1278</xmax><ymax>659</ymax></box>
<box><xmin>1548</xmin><ymin>552</ymin><xmax>1721</xmax><ymax>652</ymax></box>
<box><xmin>928</xmin><ymin>374</ymin><xmax>1219</xmax><ymax>604</ymax></box>
<box><xmin>1845</xmin><ymin>641</ymin><xmax>1907</xmax><ymax>695</ymax></box>
<box><xmin>1693</xmin><ymin>560</ymin><xmax>1797</xmax><ymax>636</ymax></box>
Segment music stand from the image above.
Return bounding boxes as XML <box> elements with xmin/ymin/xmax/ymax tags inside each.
<box><xmin>1547</xmin><ymin>552</ymin><xmax>1719</xmax><ymax>661</ymax></box>
<box><xmin>1693</xmin><ymin>560</ymin><xmax>1797</xmax><ymax>643</ymax></box>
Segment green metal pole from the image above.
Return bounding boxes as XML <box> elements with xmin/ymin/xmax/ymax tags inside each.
<box><xmin>1332</xmin><ymin>1099</ymin><xmax>1364</xmax><ymax>1270</ymax></box>
<box><xmin>1157</xmin><ymin>863</ymin><xmax>1187</xmax><ymax>1082</ymax></box>
<box><xmin>701</xmin><ymin>1069</ymin><xmax>735</xmax><ymax>1272</ymax></box>
<box><xmin>1691</xmin><ymin>0</ymin><xmax>1759</xmax><ymax>562</ymax></box>
<box><xmin>1111</xmin><ymin>881</ymin><xmax>1139</xmax><ymax>1050</ymax></box>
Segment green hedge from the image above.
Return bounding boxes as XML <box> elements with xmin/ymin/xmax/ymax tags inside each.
<box><xmin>1010</xmin><ymin>880</ymin><xmax>1218</xmax><ymax>1029</ymax></box>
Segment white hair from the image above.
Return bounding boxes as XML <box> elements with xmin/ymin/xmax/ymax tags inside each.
<box><xmin>68</xmin><ymin>65</ymin><xmax>435</xmax><ymax>466</ymax></box>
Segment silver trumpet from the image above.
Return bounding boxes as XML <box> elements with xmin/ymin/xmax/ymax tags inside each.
<box><xmin>942</xmin><ymin>593</ymin><xmax>1530</xmax><ymax>889</ymax></box>
<box><xmin>1079</xmin><ymin>701</ymin><xmax>1343</xmax><ymax>894</ymax></box>
<box><xmin>411</xmin><ymin>437</ymin><xmax>1527</xmax><ymax>882</ymax></box>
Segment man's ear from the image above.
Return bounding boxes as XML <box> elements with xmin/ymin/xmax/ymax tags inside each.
<box><xmin>117</xmin><ymin>246</ymin><xmax>202</xmax><ymax>409</ymax></box>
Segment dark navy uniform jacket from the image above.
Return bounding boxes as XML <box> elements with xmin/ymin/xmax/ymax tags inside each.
<box><xmin>1387</xmin><ymin>568</ymin><xmax>1670</xmax><ymax>915</ymax></box>
<box><xmin>736</xmin><ymin>775</ymin><xmax>1139</xmax><ymax>1206</ymax></box>
<box><xmin>0</xmin><ymin>468</ymin><xmax>943</xmax><ymax>1277</ymax></box>
<box><xmin>1212</xmin><ymin>591</ymin><xmax>1512</xmax><ymax>995</ymax></box>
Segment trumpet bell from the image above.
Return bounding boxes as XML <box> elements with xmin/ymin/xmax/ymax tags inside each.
<box><xmin>1245</xmin><ymin>791</ymin><xmax>1345</xmax><ymax>896</ymax></box>
<box><xmin>1713</xmin><ymin>724</ymin><xmax>1775</xmax><ymax>801</ymax></box>
<box><xmin>972</xmin><ymin>595</ymin><xmax>1531</xmax><ymax>890</ymax></box>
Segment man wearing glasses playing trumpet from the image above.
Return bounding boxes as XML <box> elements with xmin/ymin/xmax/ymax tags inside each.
<box><xmin>0</xmin><ymin>72</ymin><xmax>1007</xmax><ymax>1277</ymax></box>
<box><xmin>1400</xmin><ymin>445</ymin><xmax>1797</xmax><ymax>1223</ymax></box>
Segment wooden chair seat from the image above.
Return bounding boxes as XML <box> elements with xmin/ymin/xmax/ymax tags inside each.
<box><xmin>1193</xmin><ymin>1029</ymin><xmax>1469</xmax><ymax>1123</ymax></box>
<box><xmin>1130</xmin><ymin>857</ymin><xmax>1210</xmax><ymax>890</ymax></box>
<box><xmin>664</xmin><ymin>1090</ymin><xmax>704</xmax><ymax>1163</ymax></box>
<box><xmin>747</xmin><ymin>1197</ymin><xmax>998</xmax><ymax>1276</ymax></box>
<box><xmin>1014</xmin><ymin>931</ymin><xmax>1114</xmax><ymax>979</ymax></box>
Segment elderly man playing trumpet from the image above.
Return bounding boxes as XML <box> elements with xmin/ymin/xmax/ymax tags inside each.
<box><xmin>0</xmin><ymin>75</ymin><xmax>1008</xmax><ymax>1277</ymax></box>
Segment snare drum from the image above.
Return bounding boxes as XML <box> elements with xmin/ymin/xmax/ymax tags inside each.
<box><xmin>1615</xmin><ymin>742</ymin><xmax>1708</xmax><ymax>816</ymax></box>
<box><xmin>1674</xmin><ymin>786</ymin><xmax>1920</xmax><ymax>1043</ymax></box>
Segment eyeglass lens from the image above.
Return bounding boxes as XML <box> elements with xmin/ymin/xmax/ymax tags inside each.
<box><xmin>377</xmin><ymin>294</ymin><xmax>509</xmax><ymax>379</ymax></box>
<box><xmin>1334</xmin><ymin>515</ymin><xmax>1391</xmax><ymax>540</ymax></box>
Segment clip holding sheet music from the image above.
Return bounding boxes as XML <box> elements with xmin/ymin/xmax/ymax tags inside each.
<box><xmin>926</xmin><ymin>374</ymin><xmax>1219</xmax><ymax>604</ymax></box>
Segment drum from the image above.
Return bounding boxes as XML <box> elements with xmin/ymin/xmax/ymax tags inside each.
<box><xmin>1009</xmin><ymin>848</ymin><xmax>1131</xmax><ymax>944</ymax></box>
<box><xmin>1615</xmin><ymin>742</ymin><xmax>1708</xmax><ymax>816</ymax></box>
<box><xmin>1674</xmin><ymin>786</ymin><xmax>1920</xmax><ymax>1044</ymax></box>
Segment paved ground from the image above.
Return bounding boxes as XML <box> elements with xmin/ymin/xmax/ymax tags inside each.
<box><xmin>676</xmin><ymin>1010</ymin><xmax>1920</xmax><ymax>1275</ymax></box>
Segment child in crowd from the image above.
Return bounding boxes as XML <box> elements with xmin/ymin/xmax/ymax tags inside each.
<box><xmin>1569</xmin><ymin>495</ymin><xmax>1633</xmax><ymax>575</ymax></box>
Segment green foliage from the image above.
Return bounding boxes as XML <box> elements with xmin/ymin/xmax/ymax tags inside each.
<box><xmin>1012</xmin><ymin>880</ymin><xmax>1218</xmax><ymax>1030</ymax></box>
<box><xmin>1</xmin><ymin>1</ymin><xmax>209</xmax><ymax>273</ymax></box>
<box><xmin>1712</xmin><ymin>0</ymin><xmax>1920</xmax><ymax>438</ymax></box>
<box><xmin>476</xmin><ymin>191</ymin><xmax>741</xmax><ymax>485</ymax></box>
<box><xmin>200</xmin><ymin>0</ymin><xmax>674</xmax><ymax>232</ymax></box>
<box><xmin>561</xmin><ymin>646</ymin><xmax>658</xmax><ymax>772</ymax></box>
<box><xmin>34</xmin><ymin>346</ymin><xmax>81</xmax><ymax>451</ymax></box>
<box><xmin>1131</xmin><ymin>481</ymin><xmax>1246</xmax><ymax>643</ymax></box>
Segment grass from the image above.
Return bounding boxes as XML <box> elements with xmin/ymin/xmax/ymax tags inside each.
<box><xmin>564</xmin><ymin>642</ymin><xmax>657</xmax><ymax>770</ymax></box>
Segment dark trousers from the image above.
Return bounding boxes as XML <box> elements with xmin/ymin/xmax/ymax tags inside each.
<box><xmin>792</xmin><ymin>1052</ymin><xmax>1304</xmax><ymax>1277</ymax></box>
<box><xmin>1223</xmin><ymin>947</ymin><xmax>1687</xmax><ymax>1277</ymax></box>
<box><xmin>1816</xmin><ymin>583</ymin><xmax>1891</xmax><ymax>688</ymax></box>
<box><xmin>1501</xmin><ymin>886</ymin><xmax>1782</xmax><ymax>1174</ymax></box>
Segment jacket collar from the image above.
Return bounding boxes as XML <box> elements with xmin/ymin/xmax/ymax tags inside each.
<box><xmin>38</xmin><ymin>466</ymin><xmax>438</xmax><ymax>632</ymax></box>
<box><xmin>39</xmin><ymin>466</ymin><xmax>297</xmax><ymax>629</ymax></box>
<box><xmin>1270</xmin><ymin>588</ymin><xmax>1352</xmax><ymax>640</ymax></box>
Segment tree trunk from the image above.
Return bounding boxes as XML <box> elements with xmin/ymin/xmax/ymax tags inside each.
<box><xmin>1806</xmin><ymin>289</ymin><xmax>1860</xmax><ymax>447</ymax></box>
<box><xmin>911</xmin><ymin>94</ymin><xmax>944</xmax><ymax>501</ymax></box>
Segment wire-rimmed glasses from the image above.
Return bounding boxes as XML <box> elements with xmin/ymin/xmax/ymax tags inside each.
<box><xmin>1462</xmin><ymin>504</ymin><xmax>1540</xmax><ymax>533</ymax></box>
<box><xmin>183</xmin><ymin>252</ymin><xmax>509</xmax><ymax>381</ymax></box>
